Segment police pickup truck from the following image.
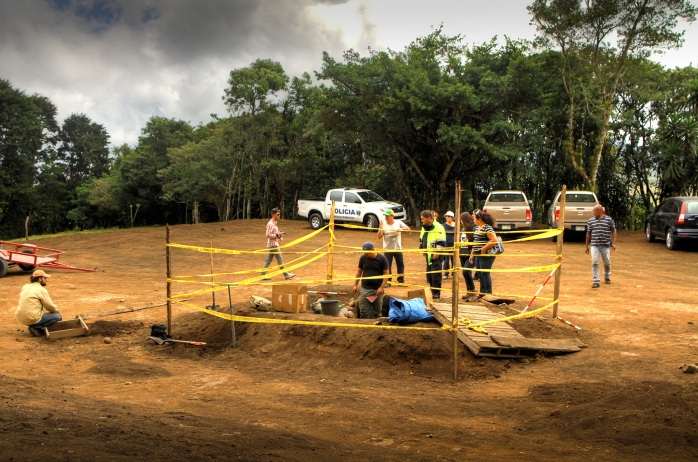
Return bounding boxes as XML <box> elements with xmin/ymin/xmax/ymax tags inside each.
<box><xmin>296</xmin><ymin>188</ymin><xmax>407</xmax><ymax>230</ymax></box>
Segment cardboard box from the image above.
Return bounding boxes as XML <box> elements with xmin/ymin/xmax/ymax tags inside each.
<box><xmin>407</xmin><ymin>289</ymin><xmax>427</xmax><ymax>301</ymax></box>
<box><xmin>271</xmin><ymin>284</ymin><xmax>307</xmax><ymax>313</ymax></box>
<box><xmin>45</xmin><ymin>316</ymin><xmax>89</xmax><ymax>341</ymax></box>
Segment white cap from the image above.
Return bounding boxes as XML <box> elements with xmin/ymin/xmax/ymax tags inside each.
<box><xmin>444</xmin><ymin>211</ymin><xmax>454</xmax><ymax>217</ymax></box>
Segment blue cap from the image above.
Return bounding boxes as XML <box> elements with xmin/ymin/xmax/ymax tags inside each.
<box><xmin>362</xmin><ymin>242</ymin><xmax>375</xmax><ymax>251</ymax></box>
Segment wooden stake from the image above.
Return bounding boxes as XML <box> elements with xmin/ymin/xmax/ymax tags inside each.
<box><xmin>552</xmin><ymin>185</ymin><xmax>567</xmax><ymax>318</ymax></box>
<box><xmin>327</xmin><ymin>200</ymin><xmax>336</xmax><ymax>283</ymax></box>
<box><xmin>209</xmin><ymin>242</ymin><xmax>219</xmax><ymax>309</ymax></box>
<box><xmin>166</xmin><ymin>225</ymin><xmax>172</xmax><ymax>336</ymax></box>
<box><xmin>451</xmin><ymin>181</ymin><xmax>462</xmax><ymax>381</ymax></box>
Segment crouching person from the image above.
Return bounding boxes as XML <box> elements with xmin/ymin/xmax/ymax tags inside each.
<box><xmin>352</xmin><ymin>242</ymin><xmax>389</xmax><ymax>319</ymax></box>
<box><xmin>16</xmin><ymin>270</ymin><xmax>62</xmax><ymax>337</ymax></box>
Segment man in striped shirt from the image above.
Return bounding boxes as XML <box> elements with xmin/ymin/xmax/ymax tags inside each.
<box><xmin>585</xmin><ymin>204</ymin><xmax>617</xmax><ymax>288</ymax></box>
<box><xmin>261</xmin><ymin>208</ymin><xmax>295</xmax><ymax>280</ymax></box>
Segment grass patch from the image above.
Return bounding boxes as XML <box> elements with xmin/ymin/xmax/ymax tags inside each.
<box><xmin>10</xmin><ymin>227</ymin><xmax>123</xmax><ymax>242</ymax></box>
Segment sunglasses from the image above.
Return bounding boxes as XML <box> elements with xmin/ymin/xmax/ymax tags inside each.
<box><xmin>473</xmin><ymin>209</ymin><xmax>483</xmax><ymax>219</ymax></box>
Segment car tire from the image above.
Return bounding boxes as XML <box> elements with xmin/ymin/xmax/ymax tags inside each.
<box><xmin>0</xmin><ymin>258</ymin><xmax>8</xmax><ymax>278</ymax></box>
<box><xmin>645</xmin><ymin>223</ymin><xmax>655</xmax><ymax>243</ymax></box>
<box><xmin>666</xmin><ymin>229</ymin><xmax>678</xmax><ymax>250</ymax></box>
<box><xmin>308</xmin><ymin>213</ymin><xmax>323</xmax><ymax>230</ymax></box>
<box><xmin>18</xmin><ymin>250</ymin><xmax>37</xmax><ymax>271</ymax></box>
<box><xmin>364</xmin><ymin>214</ymin><xmax>379</xmax><ymax>230</ymax></box>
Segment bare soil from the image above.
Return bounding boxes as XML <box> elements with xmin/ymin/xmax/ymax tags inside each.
<box><xmin>1</xmin><ymin>220</ymin><xmax>698</xmax><ymax>461</ymax></box>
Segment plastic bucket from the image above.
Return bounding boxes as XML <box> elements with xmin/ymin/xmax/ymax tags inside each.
<box><xmin>319</xmin><ymin>300</ymin><xmax>340</xmax><ymax>316</ymax></box>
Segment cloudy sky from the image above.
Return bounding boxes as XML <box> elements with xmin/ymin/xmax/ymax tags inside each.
<box><xmin>1</xmin><ymin>0</ymin><xmax>696</xmax><ymax>148</ymax></box>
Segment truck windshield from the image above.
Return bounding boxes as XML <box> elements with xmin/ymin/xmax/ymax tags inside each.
<box><xmin>565</xmin><ymin>193</ymin><xmax>596</xmax><ymax>202</ymax></box>
<box><xmin>357</xmin><ymin>191</ymin><xmax>385</xmax><ymax>202</ymax></box>
<box><xmin>489</xmin><ymin>193</ymin><xmax>525</xmax><ymax>202</ymax></box>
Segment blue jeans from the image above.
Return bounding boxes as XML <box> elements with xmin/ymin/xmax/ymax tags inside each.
<box><xmin>442</xmin><ymin>253</ymin><xmax>455</xmax><ymax>275</ymax></box>
<box><xmin>459</xmin><ymin>255</ymin><xmax>476</xmax><ymax>292</ymax></box>
<box><xmin>262</xmin><ymin>247</ymin><xmax>290</xmax><ymax>277</ymax></box>
<box><xmin>385</xmin><ymin>251</ymin><xmax>405</xmax><ymax>283</ymax></box>
<box><xmin>590</xmin><ymin>245</ymin><xmax>611</xmax><ymax>283</ymax></box>
<box><xmin>30</xmin><ymin>312</ymin><xmax>62</xmax><ymax>329</ymax></box>
<box><xmin>474</xmin><ymin>254</ymin><xmax>496</xmax><ymax>294</ymax></box>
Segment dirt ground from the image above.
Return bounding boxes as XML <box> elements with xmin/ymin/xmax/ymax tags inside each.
<box><xmin>1</xmin><ymin>218</ymin><xmax>697</xmax><ymax>461</ymax></box>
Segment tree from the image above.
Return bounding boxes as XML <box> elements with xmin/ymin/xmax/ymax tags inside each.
<box><xmin>0</xmin><ymin>79</ymin><xmax>59</xmax><ymax>238</ymax></box>
<box><xmin>57</xmin><ymin>113</ymin><xmax>110</xmax><ymax>190</ymax></box>
<box><xmin>223</xmin><ymin>59</ymin><xmax>289</xmax><ymax>218</ymax></box>
<box><xmin>317</xmin><ymin>30</ymin><xmax>526</xmax><ymax>216</ymax></box>
<box><xmin>528</xmin><ymin>0</ymin><xmax>697</xmax><ymax>191</ymax></box>
<box><xmin>118</xmin><ymin>117</ymin><xmax>194</xmax><ymax>225</ymax></box>
<box><xmin>223</xmin><ymin>59</ymin><xmax>289</xmax><ymax>116</ymax></box>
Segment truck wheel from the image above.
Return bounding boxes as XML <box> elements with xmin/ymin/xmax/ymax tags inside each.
<box><xmin>18</xmin><ymin>250</ymin><xmax>37</xmax><ymax>271</ymax></box>
<box><xmin>364</xmin><ymin>214</ymin><xmax>379</xmax><ymax>230</ymax></box>
<box><xmin>665</xmin><ymin>229</ymin><xmax>677</xmax><ymax>250</ymax></box>
<box><xmin>0</xmin><ymin>258</ymin><xmax>8</xmax><ymax>278</ymax></box>
<box><xmin>309</xmin><ymin>213</ymin><xmax>323</xmax><ymax>230</ymax></box>
<box><xmin>645</xmin><ymin>223</ymin><xmax>655</xmax><ymax>243</ymax></box>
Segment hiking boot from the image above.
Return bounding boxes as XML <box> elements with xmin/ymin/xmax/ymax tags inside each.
<box><xmin>592</xmin><ymin>282</ymin><xmax>600</xmax><ymax>288</ymax></box>
<box><xmin>284</xmin><ymin>273</ymin><xmax>296</xmax><ymax>280</ymax></box>
<box><xmin>605</xmin><ymin>278</ymin><xmax>611</xmax><ymax>284</ymax></box>
<box><xmin>28</xmin><ymin>326</ymin><xmax>44</xmax><ymax>337</ymax></box>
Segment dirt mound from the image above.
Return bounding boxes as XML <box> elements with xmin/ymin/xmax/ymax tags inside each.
<box><xmin>527</xmin><ymin>381</ymin><xmax>698</xmax><ymax>452</ymax></box>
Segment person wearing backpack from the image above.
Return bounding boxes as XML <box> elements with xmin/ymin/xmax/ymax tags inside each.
<box><xmin>469</xmin><ymin>210</ymin><xmax>499</xmax><ymax>300</ymax></box>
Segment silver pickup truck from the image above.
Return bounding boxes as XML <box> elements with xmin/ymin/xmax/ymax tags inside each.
<box><xmin>546</xmin><ymin>191</ymin><xmax>600</xmax><ymax>232</ymax></box>
<box><xmin>482</xmin><ymin>190</ymin><xmax>533</xmax><ymax>230</ymax></box>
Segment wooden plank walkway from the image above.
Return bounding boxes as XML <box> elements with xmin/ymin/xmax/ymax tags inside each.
<box><xmin>429</xmin><ymin>302</ymin><xmax>585</xmax><ymax>358</ymax></box>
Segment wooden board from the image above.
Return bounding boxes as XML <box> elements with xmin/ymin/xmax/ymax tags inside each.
<box><xmin>429</xmin><ymin>302</ymin><xmax>584</xmax><ymax>358</ymax></box>
<box><xmin>489</xmin><ymin>335</ymin><xmax>586</xmax><ymax>352</ymax></box>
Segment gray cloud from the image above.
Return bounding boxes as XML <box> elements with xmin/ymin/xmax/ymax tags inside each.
<box><xmin>0</xmin><ymin>0</ymin><xmax>352</xmax><ymax>146</ymax></box>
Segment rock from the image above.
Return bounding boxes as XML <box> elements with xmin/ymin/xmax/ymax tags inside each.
<box><xmin>104</xmin><ymin>337</ymin><xmax>112</xmax><ymax>344</ymax></box>
<box><xmin>680</xmin><ymin>363</ymin><xmax>697</xmax><ymax>373</ymax></box>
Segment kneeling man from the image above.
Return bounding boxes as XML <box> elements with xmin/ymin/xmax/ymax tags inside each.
<box><xmin>352</xmin><ymin>242</ymin><xmax>389</xmax><ymax>319</ymax></box>
<box><xmin>16</xmin><ymin>270</ymin><xmax>62</xmax><ymax>337</ymax></box>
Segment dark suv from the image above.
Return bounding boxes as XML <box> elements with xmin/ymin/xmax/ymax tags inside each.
<box><xmin>645</xmin><ymin>197</ymin><xmax>698</xmax><ymax>250</ymax></box>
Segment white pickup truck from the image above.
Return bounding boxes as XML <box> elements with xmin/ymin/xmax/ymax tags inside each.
<box><xmin>296</xmin><ymin>188</ymin><xmax>407</xmax><ymax>230</ymax></box>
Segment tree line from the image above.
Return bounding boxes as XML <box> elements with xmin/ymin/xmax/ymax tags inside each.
<box><xmin>1</xmin><ymin>0</ymin><xmax>696</xmax><ymax>240</ymax></box>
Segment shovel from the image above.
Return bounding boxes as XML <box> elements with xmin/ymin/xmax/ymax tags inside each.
<box><xmin>148</xmin><ymin>336</ymin><xmax>206</xmax><ymax>346</ymax></box>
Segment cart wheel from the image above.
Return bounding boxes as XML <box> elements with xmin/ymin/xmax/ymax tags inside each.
<box><xmin>0</xmin><ymin>258</ymin><xmax>8</xmax><ymax>278</ymax></box>
<box><xmin>18</xmin><ymin>250</ymin><xmax>36</xmax><ymax>272</ymax></box>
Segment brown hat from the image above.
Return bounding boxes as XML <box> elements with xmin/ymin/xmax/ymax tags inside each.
<box><xmin>32</xmin><ymin>270</ymin><xmax>51</xmax><ymax>278</ymax></box>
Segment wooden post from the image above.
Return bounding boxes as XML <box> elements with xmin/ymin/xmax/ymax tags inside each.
<box><xmin>552</xmin><ymin>185</ymin><xmax>567</xmax><ymax>318</ymax></box>
<box><xmin>451</xmin><ymin>181</ymin><xmax>462</xmax><ymax>381</ymax></box>
<box><xmin>208</xmin><ymin>242</ymin><xmax>219</xmax><ymax>310</ymax></box>
<box><xmin>166</xmin><ymin>225</ymin><xmax>172</xmax><ymax>336</ymax></box>
<box><xmin>327</xmin><ymin>200</ymin><xmax>336</xmax><ymax>283</ymax></box>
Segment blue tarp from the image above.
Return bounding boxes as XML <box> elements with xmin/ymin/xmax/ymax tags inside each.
<box><xmin>388</xmin><ymin>297</ymin><xmax>435</xmax><ymax>325</ymax></box>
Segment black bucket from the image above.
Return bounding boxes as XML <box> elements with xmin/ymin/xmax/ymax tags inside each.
<box><xmin>319</xmin><ymin>300</ymin><xmax>340</xmax><ymax>316</ymax></box>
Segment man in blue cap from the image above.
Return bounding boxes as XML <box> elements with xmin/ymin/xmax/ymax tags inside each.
<box><xmin>351</xmin><ymin>242</ymin><xmax>389</xmax><ymax>319</ymax></box>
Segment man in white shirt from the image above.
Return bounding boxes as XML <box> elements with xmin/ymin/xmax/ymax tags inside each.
<box><xmin>377</xmin><ymin>209</ymin><xmax>410</xmax><ymax>286</ymax></box>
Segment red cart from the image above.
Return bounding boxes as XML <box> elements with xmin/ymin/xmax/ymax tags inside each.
<box><xmin>0</xmin><ymin>241</ymin><xmax>96</xmax><ymax>277</ymax></box>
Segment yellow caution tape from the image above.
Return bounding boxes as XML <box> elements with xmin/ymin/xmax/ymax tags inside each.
<box><xmin>170</xmin><ymin>298</ymin><xmax>450</xmax><ymax>331</ymax></box>
<box><xmin>460</xmin><ymin>299</ymin><xmax>559</xmax><ymax>332</ymax></box>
